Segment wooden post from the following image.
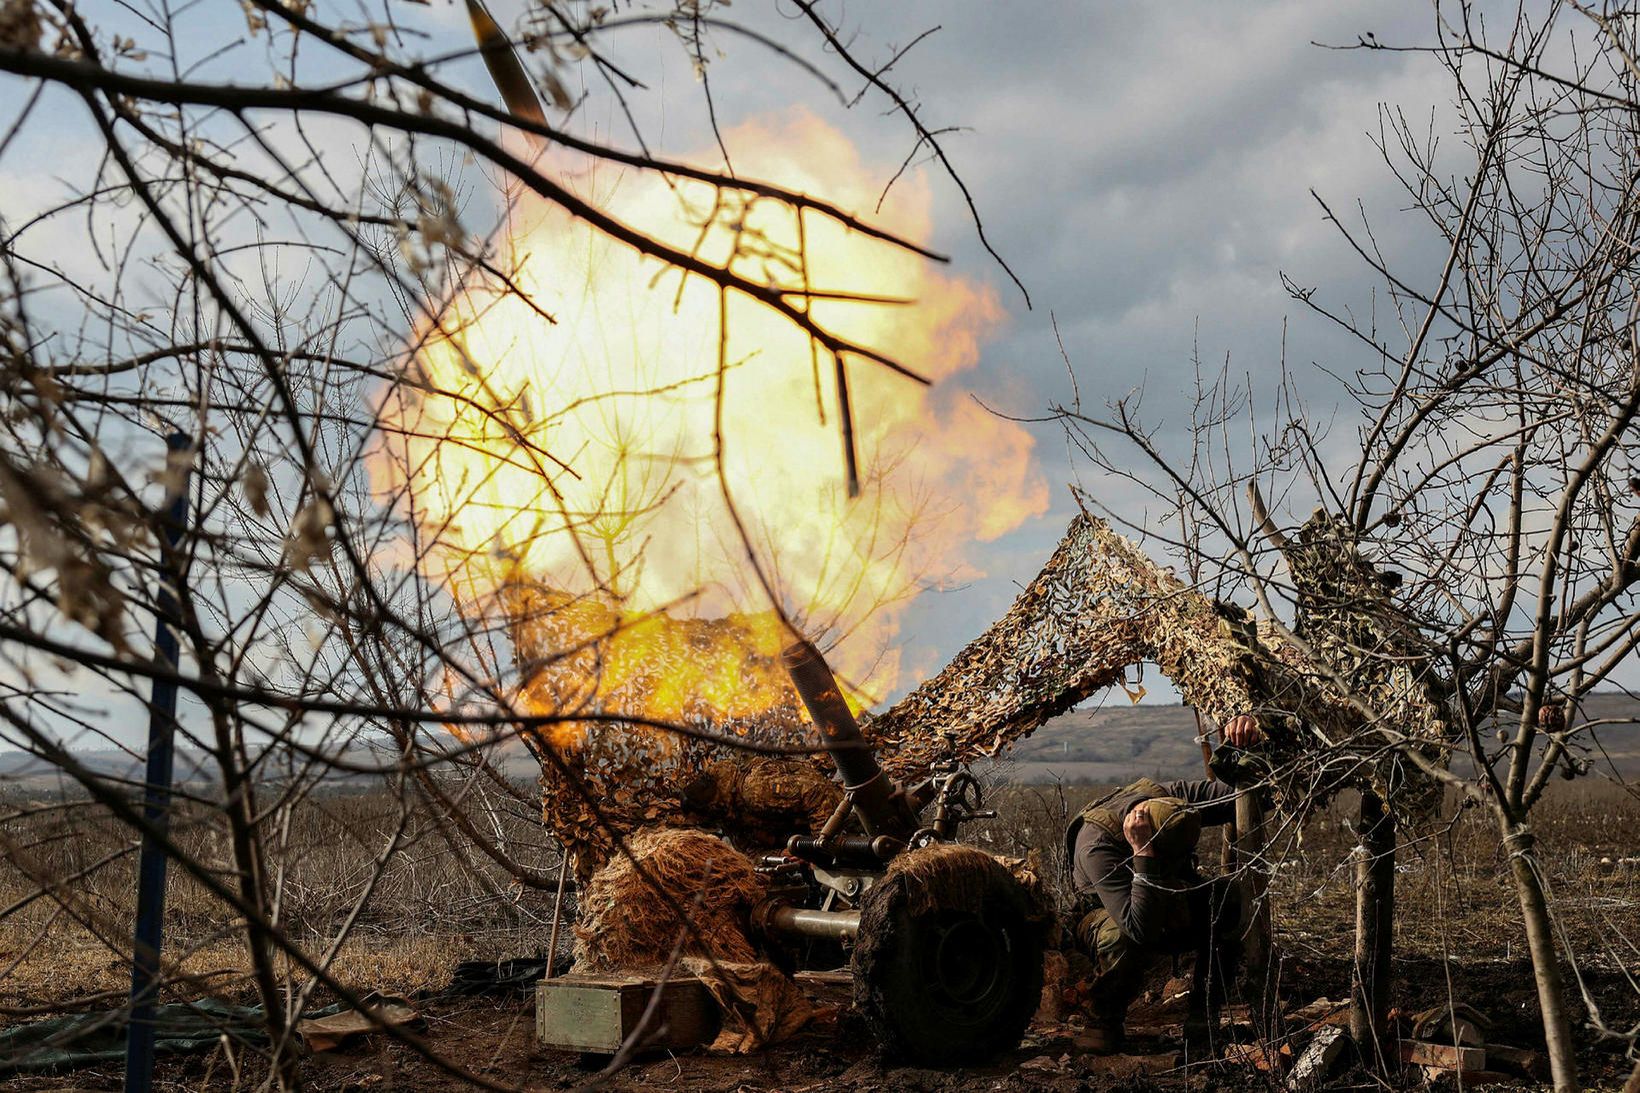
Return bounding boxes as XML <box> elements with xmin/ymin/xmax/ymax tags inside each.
<box><xmin>1234</xmin><ymin>789</ymin><xmax>1275</xmax><ymax>1032</ymax></box>
<box><xmin>1350</xmin><ymin>790</ymin><xmax>1396</xmax><ymax>1064</ymax></box>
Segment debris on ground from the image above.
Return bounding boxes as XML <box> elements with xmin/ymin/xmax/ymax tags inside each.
<box><xmin>1396</xmin><ymin>999</ymin><xmax>1553</xmax><ymax>1084</ymax></box>
<box><xmin>1411</xmin><ymin>1001</ymin><xmax>1492</xmax><ymax>1046</ymax></box>
<box><xmin>0</xmin><ymin>998</ymin><xmax>277</xmax><ymax>1075</ymax></box>
<box><xmin>296</xmin><ymin>994</ymin><xmax>420</xmax><ymax>1053</ymax></box>
<box><xmin>1224</xmin><ymin>1039</ymin><xmax>1291</xmax><ymax>1072</ymax></box>
<box><xmin>1017</xmin><ymin>1053</ymin><xmax>1068</xmax><ymax>1078</ymax></box>
<box><xmin>1400</xmin><ymin>1039</ymin><xmax>1488</xmax><ymax>1071</ymax></box>
<box><xmin>443</xmin><ymin>955</ymin><xmax>568</xmax><ymax>997</ymax></box>
<box><xmin>1077</xmin><ymin>1050</ymin><xmax>1179</xmax><ymax>1080</ymax></box>
<box><xmin>1285</xmin><ymin>997</ymin><xmax>1350</xmax><ymax>1030</ymax></box>
<box><xmin>1286</xmin><ymin>1024</ymin><xmax>1346</xmax><ymax>1089</ymax></box>
<box><xmin>1488</xmin><ymin>1043</ymin><xmax>1550</xmax><ymax>1081</ymax></box>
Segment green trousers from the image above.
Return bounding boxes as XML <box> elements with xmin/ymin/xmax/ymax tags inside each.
<box><xmin>1072</xmin><ymin>874</ymin><xmax>1245</xmax><ymax>1029</ymax></box>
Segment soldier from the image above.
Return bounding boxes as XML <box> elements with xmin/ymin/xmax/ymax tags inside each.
<box><xmin>1065</xmin><ymin>713</ymin><xmax>1264</xmax><ymax>1054</ymax></box>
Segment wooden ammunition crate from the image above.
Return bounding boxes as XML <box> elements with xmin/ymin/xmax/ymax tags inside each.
<box><xmin>535</xmin><ymin>974</ymin><xmax>720</xmax><ymax>1054</ymax></box>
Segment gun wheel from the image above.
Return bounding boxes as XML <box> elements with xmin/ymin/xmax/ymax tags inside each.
<box><xmin>851</xmin><ymin>845</ymin><xmax>1045</xmax><ymax>1064</ymax></box>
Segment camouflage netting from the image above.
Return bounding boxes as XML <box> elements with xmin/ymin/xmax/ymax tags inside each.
<box><xmin>871</xmin><ymin>843</ymin><xmax>1053</xmax><ymax>921</ymax></box>
<box><xmin>870</xmin><ymin>507</ymin><xmax>1452</xmax><ymax>809</ymax></box>
<box><xmin>571</xmin><ymin>827</ymin><xmax>819</xmax><ymax>1052</ymax></box>
<box><xmin>677</xmin><ymin>757</ymin><xmax>842</xmax><ymax>845</ymax></box>
<box><xmin>679</xmin><ymin>956</ymin><xmax>817</xmax><ymax>1054</ymax></box>
<box><xmin>1285</xmin><ymin>511</ymin><xmax>1451</xmax><ymax>765</ymax></box>
<box><xmin>528</xmin><ymin>507</ymin><xmax>1453</xmax><ymax>873</ymax></box>
<box><xmin>539</xmin><ymin>745</ymin><xmax>837</xmax><ymax>878</ymax></box>
<box><xmin>572</xmin><ymin>827</ymin><xmax>767</xmax><ymax>969</ymax></box>
<box><xmin>868</xmin><ymin>511</ymin><xmax>1277</xmax><ymax>768</ymax></box>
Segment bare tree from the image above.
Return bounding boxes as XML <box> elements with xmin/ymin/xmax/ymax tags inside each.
<box><xmin>1050</xmin><ymin>2</ymin><xmax>1640</xmax><ymax>1087</ymax></box>
<box><xmin>0</xmin><ymin>1</ymin><xmax>1010</xmax><ymax>1086</ymax></box>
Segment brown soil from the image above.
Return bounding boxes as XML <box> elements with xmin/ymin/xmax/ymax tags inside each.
<box><xmin>8</xmin><ymin>956</ymin><xmax>1637</xmax><ymax>1092</ymax></box>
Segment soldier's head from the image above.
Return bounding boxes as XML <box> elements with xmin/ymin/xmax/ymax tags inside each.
<box><xmin>1135</xmin><ymin>797</ymin><xmax>1202</xmax><ymax>860</ymax></box>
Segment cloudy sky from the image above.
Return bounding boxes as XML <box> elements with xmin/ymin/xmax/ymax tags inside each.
<box><xmin>467</xmin><ymin>0</ymin><xmax>1471</xmax><ymax>699</ymax></box>
<box><xmin>1</xmin><ymin>1</ymin><xmax>1546</xmax><ymax>743</ymax></box>
<box><xmin>629</xmin><ymin>0</ymin><xmax>1460</xmax><ymax>694</ymax></box>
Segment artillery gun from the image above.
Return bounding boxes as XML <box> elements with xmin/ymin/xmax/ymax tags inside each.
<box><xmin>750</xmin><ymin>639</ymin><xmax>1047</xmax><ymax>1064</ymax></box>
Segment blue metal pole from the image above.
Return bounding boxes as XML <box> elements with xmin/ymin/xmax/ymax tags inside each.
<box><xmin>125</xmin><ymin>431</ymin><xmax>193</xmax><ymax>1093</ymax></box>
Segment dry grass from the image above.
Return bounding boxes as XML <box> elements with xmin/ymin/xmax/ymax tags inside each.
<box><xmin>4</xmin><ymin>776</ymin><xmax>1638</xmax><ymax>1088</ymax></box>
<box><xmin>8</xmin><ymin>776</ymin><xmax>1637</xmax><ymax>992</ymax></box>
<box><xmin>0</xmin><ymin>784</ymin><xmax>568</xmax><ymax>1015</ymax></box>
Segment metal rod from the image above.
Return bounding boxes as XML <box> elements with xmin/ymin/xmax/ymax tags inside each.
<box><xmin>125</xmin><ymin>431</ymin><xmax>194</xmax><ymax>1093</ymax></box>
<box><xmin>545</xmin><ymin>850</ymin><xmax>572</xmax><ymax>978</ymax></box>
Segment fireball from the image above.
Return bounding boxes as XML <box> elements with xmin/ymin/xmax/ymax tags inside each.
<box><xmin>379</xmin><ymin>109</ymin><xmax>1047</xmax><ymax>739</ymax></box>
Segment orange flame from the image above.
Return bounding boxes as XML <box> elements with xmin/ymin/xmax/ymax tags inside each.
<box><xmin>382</xmin><ymin>109</ymin><xmax>1047</xmax><ymax>731</ymax></box>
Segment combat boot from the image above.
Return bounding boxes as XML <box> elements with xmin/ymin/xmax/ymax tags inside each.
<box><xmin>1075</xmin><ymin>1020</ymin><xmax>1126</xmax><ymax>1056</ymax></box>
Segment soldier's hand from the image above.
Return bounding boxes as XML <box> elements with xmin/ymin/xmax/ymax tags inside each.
<box><xmin>1223</xmin><ymin>714</ymin><xmax>1262</xmax><ymax>748</ymax></box>
<box><xmin>1123</xmin><ymin>807</ymin><xmax>1157</xmax><ymax>857</ymax></box>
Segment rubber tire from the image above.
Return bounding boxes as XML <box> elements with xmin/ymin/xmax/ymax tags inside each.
<box><xmin>851</xmin><ymin>860</ymin><xmax>1045</xmax><ymax>1065</ymax></box>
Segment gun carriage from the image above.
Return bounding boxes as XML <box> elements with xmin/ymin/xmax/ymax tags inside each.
<box><xmin>749</xmin><ymin>639</ymin><xmax>1046</xmax><ymax>1063</ymax></box>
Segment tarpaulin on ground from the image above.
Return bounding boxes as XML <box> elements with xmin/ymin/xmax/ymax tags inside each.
<box><xmin>0</xmin><ymin>997</ymin><xmax>293</xmax><ymax>1075</ymax></box>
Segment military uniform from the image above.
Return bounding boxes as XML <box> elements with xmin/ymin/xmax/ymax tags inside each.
<box><xmin>1065</xmin><ymin>777</ymin><xmax>1247</xmax><ymax>1041</ymax></box>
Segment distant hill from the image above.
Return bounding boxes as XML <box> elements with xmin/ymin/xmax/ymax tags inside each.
<box><xmin>983</xmin><ymin>701</ymin><xmax>1204</xmax><ymax>785</ymax></box>
<box><xmin>4</xmin><ymin>694</ymin><xmax>1637</xmax><ymax>795</ymax></box>
<box><xmin>985</xmin><ymin>691</ymin><xmax>1640</xmax><ymax>785</ymax></box>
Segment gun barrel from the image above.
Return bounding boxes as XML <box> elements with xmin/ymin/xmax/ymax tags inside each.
<box><xmin>781</xmin><ymin>639</ymin><xmax>881</xmax><ymax>789</ymax></box>
<box><xmin>761</xmin><ymin>903</ymin><xmax>861</xmax><ymax>942</ymax></box>
<box><xmin>781</xmin><ymin>639</ymin><xmax>914</xmax><ymax>838</ymax></box>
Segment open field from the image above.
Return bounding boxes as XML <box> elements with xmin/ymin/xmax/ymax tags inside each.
<box><xmin>3</xmin><ymin>772</ymin><xmax>1639</xmax><ymax>1089</ymax></box>
<box><xmin>0</xmin><ymin>783</ymin><xmax>568</xmax><ymax>1018</ymax></box>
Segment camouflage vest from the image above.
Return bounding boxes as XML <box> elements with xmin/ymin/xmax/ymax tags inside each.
<box><xmin>1062</xmin><ymin>776</ymin><xmax>1170</xmax><ymax>873</ymax></box>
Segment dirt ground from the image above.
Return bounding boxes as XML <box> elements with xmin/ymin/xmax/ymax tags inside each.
<box><xmin>8</xmin><ymin>953</ymin><xmax>1638</xmax><ymax>1092</ymax></box>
